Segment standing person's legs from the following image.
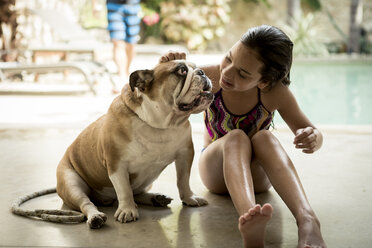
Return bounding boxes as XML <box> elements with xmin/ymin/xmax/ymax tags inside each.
<box><xmin>199</xmin><ymin>130</ymin><xmax>273</xmax><ymax>248</ymax></box>
<box><xmin>107</xmin><ymin>2</ymin><xmax>140</xmax><ymax>92</ymax></box>
<box><xmin>112</xmin><ymin>40</ymin><xmax>127</xmax><ymax>79</ymax></box>
<box><xmin>124</xmin><ymin>42</ymin><xmax>135</xmax><ymax>78</ymax></box>
<box><xmin>107</xmin><ymin>2</ymin><xmax>127</xmax><ymax>92</ymax></box>
<box><xmin>111</xmin><ymin>40</ymin><xmax>134</xmax><ymax>81</ymax></box>
<box><xmin>121</xmin><ymin>2</ymin><xmax>141</xmax><ymax>80</ymax></box>
<box><xmin>112</xmin><ymin>42</ymin><xmax>135</xmax><ymax>89</ymax></box>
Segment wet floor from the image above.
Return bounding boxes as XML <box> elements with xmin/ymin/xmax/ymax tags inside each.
<box><xmin>1</xmin><ymin>53</ymin><xmax>372</xmax><ymax>247</ymax></box>
<box><xmin>1</xmin><ymin>124</ymin><xmax>372</xmax><ymax>247</ymax></box>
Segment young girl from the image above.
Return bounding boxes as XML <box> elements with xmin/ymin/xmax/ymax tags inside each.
<box><xmin>159</xmin><ymin>25</ymin><xmax>326</xmax><ymax>248</ymax></box>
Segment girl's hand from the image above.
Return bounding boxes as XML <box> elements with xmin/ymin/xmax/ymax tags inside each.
<box><xmin>159</xmin><ymin>51</ymin><xmax>186</xmax><ymax>63</ymax></box>
<box><xmin>294</xmin><ymin>127</ymin><xmax>322</xmax><ymax>154</ymax></box>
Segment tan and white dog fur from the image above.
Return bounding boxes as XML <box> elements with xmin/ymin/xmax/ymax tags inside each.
<box><xmin>56</xmin><ymin>60</ymin><xmax>214</xmax><ymax>228</ymax></box>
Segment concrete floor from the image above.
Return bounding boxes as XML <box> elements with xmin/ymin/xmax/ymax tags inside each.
<box><xmin>1</xmin><ymin>54</ymin><xmax>372</xmax><ymax>247</ymax></box>
<box><xmin>1</xmin><ymin>117</ymin><xmax>372</xmax><ymax>247</ymax></box>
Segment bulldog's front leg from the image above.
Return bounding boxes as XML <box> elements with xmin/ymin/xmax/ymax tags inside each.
<box><xmin>109</xmin><ymin>165</ymin><xmax>139</xmax><ymax>223</ymax></box>
<box><xmin>175</xmin><ymin>143</ymin><xmax>208</xmax><ymax>207</ymax></box>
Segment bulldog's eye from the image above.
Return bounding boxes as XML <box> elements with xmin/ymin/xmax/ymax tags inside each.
<box><xmin>177</xmin><ymin>65</ymin><xmax>188</xmax><ymax>76</ymax></box>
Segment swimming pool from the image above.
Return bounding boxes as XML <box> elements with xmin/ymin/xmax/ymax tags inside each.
<box><xmin>190</xmin><ymin>59</ymin><xmax>372</xmax><ymax>126</ymax></box>
<box><xmin>280</xmin><ymin>60</ymin><xmax>372</xmax><ymax>125</ymax></box>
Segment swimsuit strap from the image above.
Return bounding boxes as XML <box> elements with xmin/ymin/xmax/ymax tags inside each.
<box><xmin>257</xmin><ymin>87</ymin><xmax>262</xmax><ymax>102</ymax></box>
<box><xmin>216</xmin><ymin>88</ymin><xmax>222</xmax><ymax>97</ymax></box>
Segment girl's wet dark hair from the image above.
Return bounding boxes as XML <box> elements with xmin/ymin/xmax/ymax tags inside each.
<box><xmin>240</xmin><ymin>25</ymin><xmax>293</xmax><ymax>89</ymax></box>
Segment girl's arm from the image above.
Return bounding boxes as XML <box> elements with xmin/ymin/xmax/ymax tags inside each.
<box><xmin>274</xmin><ymin>85</ymin><xmax>323</xmax><ymax>153</ymax></box>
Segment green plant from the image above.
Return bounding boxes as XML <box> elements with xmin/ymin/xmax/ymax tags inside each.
<box><xmin>140</xmin><ymin>1</ymin><xmax>162</xmax><ymax>41</ymax></box>
<box><xmin>159</xmin><ymin>0</ymin><xmax>231</xmax><ymax>50</ymax></box>
<box><xmin>242</xmin><ymin>0</ymin><xmax>270</xmax><ymax>7</ymax></box>
<box><xmin>302</xmin><ymin>0</ymin><xmax>321</xmax><ymax>11</ymax></box>
<box><xmin>282</xmin><ymin>13</ymin><xmax>329</xmax><ymax>56</ymax></box>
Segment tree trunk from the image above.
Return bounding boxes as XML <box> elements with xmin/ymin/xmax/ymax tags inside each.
<box><xmin>287</xmin><ymin>0</ymin><xmax>302</xmax><ymax>27</ymax></box>
<box><xmin>0</xmin><ymin>0</ymin><xmax>18</xmax><ymax>61</ymax></box>
<box><xmin>348</xmin><ymin>0</ymin><xmax>363</xmax><ymax>53</ymax></box>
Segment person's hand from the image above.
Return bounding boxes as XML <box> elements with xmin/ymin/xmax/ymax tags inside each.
<box><xmin>159</xmin><ymin>51</ymin><xmax>186</xmax><ymax>63</ymax></box>
<box><xmin>293</xmin><ymin>127</ymin><xmax>322</xmax><ymax>154</ymax></box>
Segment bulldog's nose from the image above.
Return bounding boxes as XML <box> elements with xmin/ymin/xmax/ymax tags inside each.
<box><xmin>203</xmin><ymin>83</ymin><xmax>211</xmax><ymax>91</ymax></box>
<box><xmin>203</xmin><ymin>78</ymin><xmax>212</xmax><ymax>91</ymax></box>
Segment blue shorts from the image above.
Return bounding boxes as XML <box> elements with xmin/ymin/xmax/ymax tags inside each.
<box><xmin>106</xmin><ymin>1</ymin><xmax>141</xmax><ymax>43</ymax></box>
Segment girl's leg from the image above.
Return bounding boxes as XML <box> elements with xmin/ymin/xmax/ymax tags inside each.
<box><xmin>199</xmin><ymin>130</ymin><xmax>272</xmax><ymax>248</ymax></box>
<box><xmin>251</xmin><ymin>130</ymin><xmax>326</xmax><ymax>248</ymax></box>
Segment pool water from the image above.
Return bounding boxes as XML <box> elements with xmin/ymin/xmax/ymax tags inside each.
<box><xmin>190</xmin><ymin>60</ymin><xmax>372</xmax><ymax>126</ymax></box>
<box><xmin>280</xmin><ymin>60</ymin><xmax>372</xmax><ymax>125</ymax></box>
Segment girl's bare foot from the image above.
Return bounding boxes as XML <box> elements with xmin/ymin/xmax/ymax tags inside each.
<box><xmin>238</xmin><ymin>203</ymin><xmax>273</xmax><ymax>248</ymax></box>
<box><xmin>297</xmin><ymin>215</ymin><xmax>326</xmax><ymax>248</ymax></box>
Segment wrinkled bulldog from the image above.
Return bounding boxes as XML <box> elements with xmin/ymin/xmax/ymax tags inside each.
<box><xmin>56</xmin><ymin>60</ymin><xmax>214</xmax><ymax>228</ymax></box>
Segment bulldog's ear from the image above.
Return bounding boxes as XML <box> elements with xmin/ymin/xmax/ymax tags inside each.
<box><xmin>129</xmin><ymin>70</ymin><xmax>154</xmax><ymax>92</ymax></box>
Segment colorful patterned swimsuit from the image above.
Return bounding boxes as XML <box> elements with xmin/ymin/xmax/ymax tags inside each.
<box><xmin>205</xmin><ymin>88</ymin><xmax>274</xmax><ymax>141</ymax></box>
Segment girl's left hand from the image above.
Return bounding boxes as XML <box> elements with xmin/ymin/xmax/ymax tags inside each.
<box><xmin>159</xmin><ymin>51</ymin><xmax>186</xmax><ymax>63</ymax></box>
<box><xmin>293</xmin><ymin>127</ymin><xmax>321</xmax><ymax>154</ymax></box>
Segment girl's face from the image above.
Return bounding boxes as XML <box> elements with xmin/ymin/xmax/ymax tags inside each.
<box><xmin>219</xmin><ymin>41</ymin><xmax>267</xmax><ymax>92</ymax></box>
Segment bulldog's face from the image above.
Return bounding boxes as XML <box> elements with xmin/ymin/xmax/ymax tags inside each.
<box><xmin>129</xmin><ymin>60</ymin><xmax>214</xmax><ymax>115</ymax></box>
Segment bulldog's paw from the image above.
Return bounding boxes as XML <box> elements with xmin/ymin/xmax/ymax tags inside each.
<box><xmin>151</xmin><ymin>194</ymin><xmax>173</xmax><ymax>207</ymax></box>
<box><xmin>87</xmin><ymin>212</ymin><xmax>107</xmax><ymax>229</ymax></box>
<box><xmin>182</xmin><ymin>195</ymin><xmax>208</xmax><ymax>207</ymax></box>
<box><xmin>114</xmin><ymin>204</ymin><xmax>139</xmax><ymax>223</ymax></box>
